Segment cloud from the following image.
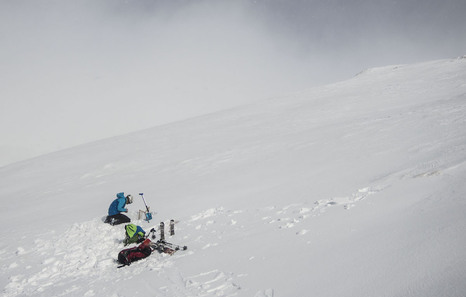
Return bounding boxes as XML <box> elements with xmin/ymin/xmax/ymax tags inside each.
<box><xmin>1</xmin><ymin>0</ymin><xmax>465</xmax><ymax>166</ymax></box>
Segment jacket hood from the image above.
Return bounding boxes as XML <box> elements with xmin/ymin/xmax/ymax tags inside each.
<box><xmin>116</xmin><ymin>192</ymin><xmax>125</xmax><ymax>199</ymax></box>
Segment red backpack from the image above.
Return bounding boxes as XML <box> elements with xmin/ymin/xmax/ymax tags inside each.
<box><xmin>118</xmin><ymin>239</ymin><xmax>152</xmax><ymax>266</ymax></box>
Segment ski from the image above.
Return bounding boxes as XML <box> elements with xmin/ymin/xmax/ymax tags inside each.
<box><xmin>158</xmin><ymin>240</ymin><xmax>187</xmax><ymax>251</ymax></box>
<box><xmin>170</xmin><ymin>219</ymin><xmax>175</xmax><ymax>236</ymax></box>
<box><xmin>149</xmin><ymin>239</ymin><xmax>187</xmax><ymax>255</ymax></box>
<box><xmin>160</xmin><ymin>221</ymin><xmax>165</xmax><ymax>241</ymax></box>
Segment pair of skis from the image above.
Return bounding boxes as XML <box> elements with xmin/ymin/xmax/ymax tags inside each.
<box><xmin>159</xmin><ymin>219</ymin><xmax>176</xmax><ymax>241</ymax></box>
<box><xmin>146</xmin><ymin>221</ymin><xmax>187</xmax><ymax>255</ymax></box>
<box><xmin>149</xmin><ymin>239</ymin><xmax>188</xmax><ymax>255</ymax></box>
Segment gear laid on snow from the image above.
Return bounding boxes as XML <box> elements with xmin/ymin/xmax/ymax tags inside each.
<box><xmin>118</xmin><ymin>239</ymin><xmax>152</xmax><ymax>266</ymax></box>
<box><xmin>117</xmin><ymin>238</ymin><xmax>187</xmax><ymax>267</ymax></box>
<box><xmin>117</xmin><ymin>224</ymin><xmax>187</xmax><ymax>268</ymax></box>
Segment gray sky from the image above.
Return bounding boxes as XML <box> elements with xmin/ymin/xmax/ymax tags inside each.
<box><xmin>1</xmin><ymin>0</ymin><xmax>465</xmax><ymax>166</ymax></box>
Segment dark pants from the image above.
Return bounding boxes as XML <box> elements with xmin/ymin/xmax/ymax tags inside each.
<box><xmin>105</xmin><ymin>213</ymin><xmax>131</xmax><ymax>225</ymax></box>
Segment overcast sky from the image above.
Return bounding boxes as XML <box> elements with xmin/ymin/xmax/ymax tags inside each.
<box><xmin>1</xmin><ymin>0</ymin><xmax>465</xmax><ymax>166</ymax></box>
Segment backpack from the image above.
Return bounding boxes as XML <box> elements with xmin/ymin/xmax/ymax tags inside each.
<box><xmin>124</xmin><ymin>224</ymin><xmax>146</xmax><ymax>245</ymax></box>
<box><xmin>118</xmin><ymin>239</ymin><xmax>152</xmax><ymax>266</ymax></box>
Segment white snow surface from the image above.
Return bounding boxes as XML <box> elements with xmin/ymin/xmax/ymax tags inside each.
<box><xmin>1</xmin><ymin>57</ymin><xmax>466</xmax><ymax>297</ymax></box>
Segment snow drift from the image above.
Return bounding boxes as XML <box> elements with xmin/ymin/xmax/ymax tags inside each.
<box><xmin>1</xmin><ymin>57</ymin><xmax>466</xmax><ymax>297</ymax></box>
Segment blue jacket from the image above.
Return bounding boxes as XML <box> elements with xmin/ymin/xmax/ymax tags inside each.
<box><xmin>108</xmin><ymin>192</ymin><xmax>127</xmax><ymax>216</ymax></box>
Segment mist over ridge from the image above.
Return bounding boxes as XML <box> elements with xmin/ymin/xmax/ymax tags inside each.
<box><xmin>1</xmin><ymin>0</ymin><xmax>465</xmax><ymax>166</ymax></box>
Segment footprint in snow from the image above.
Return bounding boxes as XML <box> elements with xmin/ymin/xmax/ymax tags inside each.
<box><xmin>254</xmin><ymin>288</ymin><xmax>274</xmax><ymax>297</ymax></box>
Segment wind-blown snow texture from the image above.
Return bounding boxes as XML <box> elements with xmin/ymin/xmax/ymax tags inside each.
<box><xmin>1</xmin><ymin>57</ymin><xmax>466</xmax><ymax>297</ymax></box>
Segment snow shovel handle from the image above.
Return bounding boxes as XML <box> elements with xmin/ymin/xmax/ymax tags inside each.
<box><xmin>139</xmin><ymin>193</ymin><xmax>150</xmax><ymax>211</ymax></box>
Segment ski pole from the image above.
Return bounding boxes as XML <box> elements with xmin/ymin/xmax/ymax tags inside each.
<box><xmin>146</xmin><ymin>228</ymin><xmax>156</xmax><ymax>240</ymax></box>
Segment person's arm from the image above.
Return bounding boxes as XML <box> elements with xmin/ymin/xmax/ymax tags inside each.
<box><xmin>136</xmin><ymin>226</ymin><xmax>146</xmax><ymax>237</ymax></box>
<box><xmin>117</xmin><ymin>198</ymin><xmax>127</xmax><ymax>212</ymax></box>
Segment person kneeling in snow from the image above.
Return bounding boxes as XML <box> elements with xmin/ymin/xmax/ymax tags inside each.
<box><xmin>123</xmin><ymin>224</ymin><xmax>146</xmax><ymax>245</ymax></box>
<box><xmin>105</xmin><ymin>192</ymin><xmax>133</xmax><ymax>225</ymax></box>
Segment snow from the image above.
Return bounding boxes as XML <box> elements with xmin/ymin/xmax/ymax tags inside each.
<box><xmin>1</xmin><ymin>56</ymin><xmax>466</xmax><ymax>296</ymax></box>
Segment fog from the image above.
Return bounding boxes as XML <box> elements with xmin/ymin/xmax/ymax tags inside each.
<box><xmin>1</xmin><ymin>0</ymin><xmax>465</xmax><ymax>166</ymax></box>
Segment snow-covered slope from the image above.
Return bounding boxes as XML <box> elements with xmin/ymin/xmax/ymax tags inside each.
<box><xmin>1</xmin><ymin>57</ymin><xmax>466</xmax><ymax>297</ymax></box>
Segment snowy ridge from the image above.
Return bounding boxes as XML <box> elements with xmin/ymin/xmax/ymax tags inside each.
<box><xmin>1</xmin><ymin>57</ymin><xmax>466</xmax><ymax>296</ymax></box>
